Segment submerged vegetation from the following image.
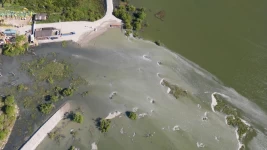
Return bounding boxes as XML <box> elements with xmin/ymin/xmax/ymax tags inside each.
<box><xmin>19</xmin><ymin>55</ymin><xmax>87</xmax><ymax>116</ymax></box>
<box><xmin>213</xmin><ymin>94</ymin><xmax>255</xmax><ymax>147</ymax></box>
<box><xmin>161</xmin><ymin>80</ymin><xmax>188</xmax><ymax>99</ymax></box>
<box><xmin>113</xmin><ymin>0</ymin><xmax>148</xmax><ymax>37</ymax></box>
<box><xmin>2</xmin><ymin>35</ymin><xmax>29</xmax><ymax>57</ymax></box>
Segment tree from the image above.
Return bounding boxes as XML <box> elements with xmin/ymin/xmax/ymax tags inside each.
<box><xmin>61</xmin><ymin>88</ymin><xmax>74</xmax><ymax>97</ymax></box>
<box><xmin>132</xmin><ymin>21</ymin><xmax>142</xmax><ymax>30</ymax></box>
<box><xmin>136</xmin><ymin>11</ymin><xmax>146</xmax><ymax>20</ymax></box>
<box><xmin>127</xmin><ymin>111</ymin><xmax>137</xmax><ymax>120</ymax></box>
<box><xmin>2</xmin><ymin>35</ymin><xmax>28</xmax><ymax>57</ymax></box>
<box><xmin>99</xmin><ymin>119</ymin><xmax>111</xmax><ymax>132</ymax></box>
<box><xmin>0</xmin><ymin>0</ymin><xmax>7</xmax><ymax>7</ymax></box>
<box><xmin>38</xmin><ymin>103</ymin><xmax>53</xmax><ymax>114</ymax></box>
<box><xmin>72</xmin><ymin>112</ymin><xmax>83</xmax><ymax>123</ymax></box>
<box><xmin>4</xmin><ymin>105</ymin><xmax>15</xmax><ymax>117</ymax></box>
<box><xmin>50</xmin><ymin>95</ymin><xmax>59</xmax><ymax>102</ymax></box>
<box><xmin>127</xmin><ymin>5</ymin><xmax>136</xmax><ymax>12</ymax></box>
<box><xmin>4</xmin><ymin>95</ymin><xmax>14</xmax><ymax>106</ymax></box>
<box><xmin>69</xmin><ymin>146</ymin><xmax>76</xmax><ymax>150</ymax></box>
<box><xmin>0</xmin><ymin>129</ymin><xmax>7</xmax><ymax>140</ymax></box>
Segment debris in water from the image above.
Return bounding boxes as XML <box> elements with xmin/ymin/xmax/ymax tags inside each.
<box><xmin>172</xmin><ymin>125</ymin><xmax>180</xmax><ymax>131</ymax></box>
<box><xmin>132</xmin><ymin>107</ymin><xmax>138</xmax><ymax>112</ymax></box>
<box><xmin>196</xmin><ymin>142</ymin><xmax>205</xmax><ymax>148</ymax></box>
<box><xmin>120</xmin><ymin>128</ymin><xmax>124</xmax><ymax>134</ymax></box>
<box><xmin>109</xmin><ymin>91</ymin><xmax>117</xmax><ymax>99</ymax></box>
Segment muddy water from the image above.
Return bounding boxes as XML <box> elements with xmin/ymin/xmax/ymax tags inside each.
<box><xmin>34</xmin><ymin>29</ymin><xmax>267</xmax><ymax>150</ymax></box>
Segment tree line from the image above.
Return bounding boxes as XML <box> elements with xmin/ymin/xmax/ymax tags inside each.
<box><xmin>0</xmin><ymin>0</ymin><xmax>105</xmax><ymax>22</ymax></box>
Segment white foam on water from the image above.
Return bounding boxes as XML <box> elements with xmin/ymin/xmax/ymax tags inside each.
<box><xmin>167</xmin><ymin>88</ymin><xmax>171</xmax><ymax>94</ymax></box>
<box><xmin>211</xmin><ymin>92</ymin><xmax>218</xmax><ymax>112</ymax></box>
<box><xmin>138</xmin><ymin>113</ymin><xmax>147</xmax><ymax>118</ymax></box>
<box><xmin>142</xmin><ymin>55</ymin><xmax>151</xmax><ymax>61</ymax></box>
<box><xmin>132</xmin><ymin>107</ymin><xmax>138</xmax><ymax>112</ymax></box>
<box><xmin>120</xmin><ymin>128</ymin><xmax>124</xmax><ymax>134</ymax></box>
<box><xmin>196</xmin><ymin>142</ymin><xmax>205</xmax><ymax>148</ymax></box>
<box><xmin>109</xmin><ymin>91</ymin><xmax>117</xmax><ymax>99</ymax></box>
<box><xmin>172</xmin><ymin>125</ymin><xmax>180</xmax><ymax>131</ymax></box>
<box><xmin>160</xmin><ymin>78</ymin><xmax>165</xmax><ymax>85</ymax></box>
<box><xmin>215</xmin><ymin>136</ymin><xmax>219</xmax><ymax>141</ymax></box>
<box><xmin>105</xmin><ymin>111</ymin><xmax>121</xmax><ymax>120</ymax></box>
<box><xmin>91</xmin><ymin>142</ymin><xmax>98</xmax><ymax>150</ymax></box>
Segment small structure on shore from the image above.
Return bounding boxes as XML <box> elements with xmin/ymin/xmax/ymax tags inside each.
<box><xmin>34</xmin><ymin>27</ymin><xmax>61</xmax><ymax>39</ymax></box>
<box><xmin>33</xmin><ymin>13</ymin><xmax>47</xmax><ymax>21</ymax></box>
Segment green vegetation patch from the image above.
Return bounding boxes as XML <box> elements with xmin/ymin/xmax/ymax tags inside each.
<box><xmin>38</xmin><ymin>103</ymin><xmax>54</xmax><ymax>114</ymax></box>
<box><xmin>0</xmin><ymin>95</ymin><xmax>17</xmax><ymax>143</ymax></box>
<box><xmin>98</xmin><ymin>119</ymin><xmax>111</xmax><ymax>133</ymax></box>
<box><xmin>69</xmin><ymin>146</ymin><xmax>76</xmax><ymax>150</ymax></box>
<box><xmin>226</xmin><ymin>116</ymin><xmax>250</xmax><ymax>140</ymax></box>
<box><xmin>213</xmin><ymin>94</ymin><xmax>255</xmax><ymax>145</ymax></box>
<box><xmin>113</xmin><ymin>1</ymin><xmax>148</xmax><ymax>36</ymax></box>
<box><xmin>17</xmin><ymin>84</ymin><xmax>27</xmax><ymax>92</ymax></box>
<box><xmin>21</xmin><ymin>57</ymin><xmax>72</xmax><ymax>83</ymax></box>
<box><xmin>214</xmin><ymin>94</ymin><xmax>238</xmax><ymax>116</ymax></box>
<box><xmin>8</xmin><ymin>0</ymin><xmax>105</xmax><ymax>22</ymax></box>
<box><xmin>2</xmin><ymin>35</ymin><xmax>29</xmax><ymax>57</ymax></box>
<box><xmin>61</xmin><ymin>88</ymin><xmax>74</xmax><ymax>97</ymax></box>
<box><xmin>71</xmin><ymin>112</ymin><xmax>84</xmax><ymax>123</ymax></box>
<box><xmin>161</xmin><ymin>80</ymin><xmax>188</xmax><ymax>99</ymax></box>
<box><xmin>126</xmin><ymin>111</ymin><xmax>137</xmax><ymax>120</ymax></box>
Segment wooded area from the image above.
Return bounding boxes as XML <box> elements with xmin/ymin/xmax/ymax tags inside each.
<box><xmin>0</xmin><ymin>0</ymin><xmax>105</xmax><ymax>22</ymax></box>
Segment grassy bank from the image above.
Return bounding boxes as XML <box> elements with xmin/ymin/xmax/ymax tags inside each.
<box><xmin>0</xmin><ymin>95</ymin><xmax>18</xmax><ymax>149</ymax></box>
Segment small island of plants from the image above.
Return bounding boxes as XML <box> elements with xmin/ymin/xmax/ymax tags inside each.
<box><xmin>161</xmin><ymin>79</ymin><xmax>188</xmax><ymax>99</ymax></box>
<box><xmin>126</xmin><ymin>111</ymin><xmax>137</xmax><ymax>120</ymax></box>
<box><xmin>71</xmin><ymin>112</ymin><xmax>84</xmax><ymax>124</ymax></box>
<box><xmin>96</xmin><ymin>118</ymin><xmax>111</xmax><ymax>133</ymax></box>
<box><xmin>213</xmin><ymin>94</ymin><xmax>255</xmax><ymax>148</ymax></box>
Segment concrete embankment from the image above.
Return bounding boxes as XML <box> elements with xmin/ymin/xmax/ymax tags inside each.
<box><xmin>20</xmin><ymin>103</ymin><xmax>70</xmax><ymax>150</ymax></box>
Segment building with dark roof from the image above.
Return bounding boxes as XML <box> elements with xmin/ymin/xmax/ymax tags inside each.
<box><xmin>34</xmin><ymin>27</ymin><xmax>60</xmax><ymax>39</ymax></box>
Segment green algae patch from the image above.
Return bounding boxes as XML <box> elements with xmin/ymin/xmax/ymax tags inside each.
<box><xmin>161</xmin><ymin>79</ymin><xmax>188</xmax><ymax>99</ymax></box>
<box><xmin>213</xmin><ymin>93</ymin><xmax>255</xmax><ymax>149</ymax></box>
